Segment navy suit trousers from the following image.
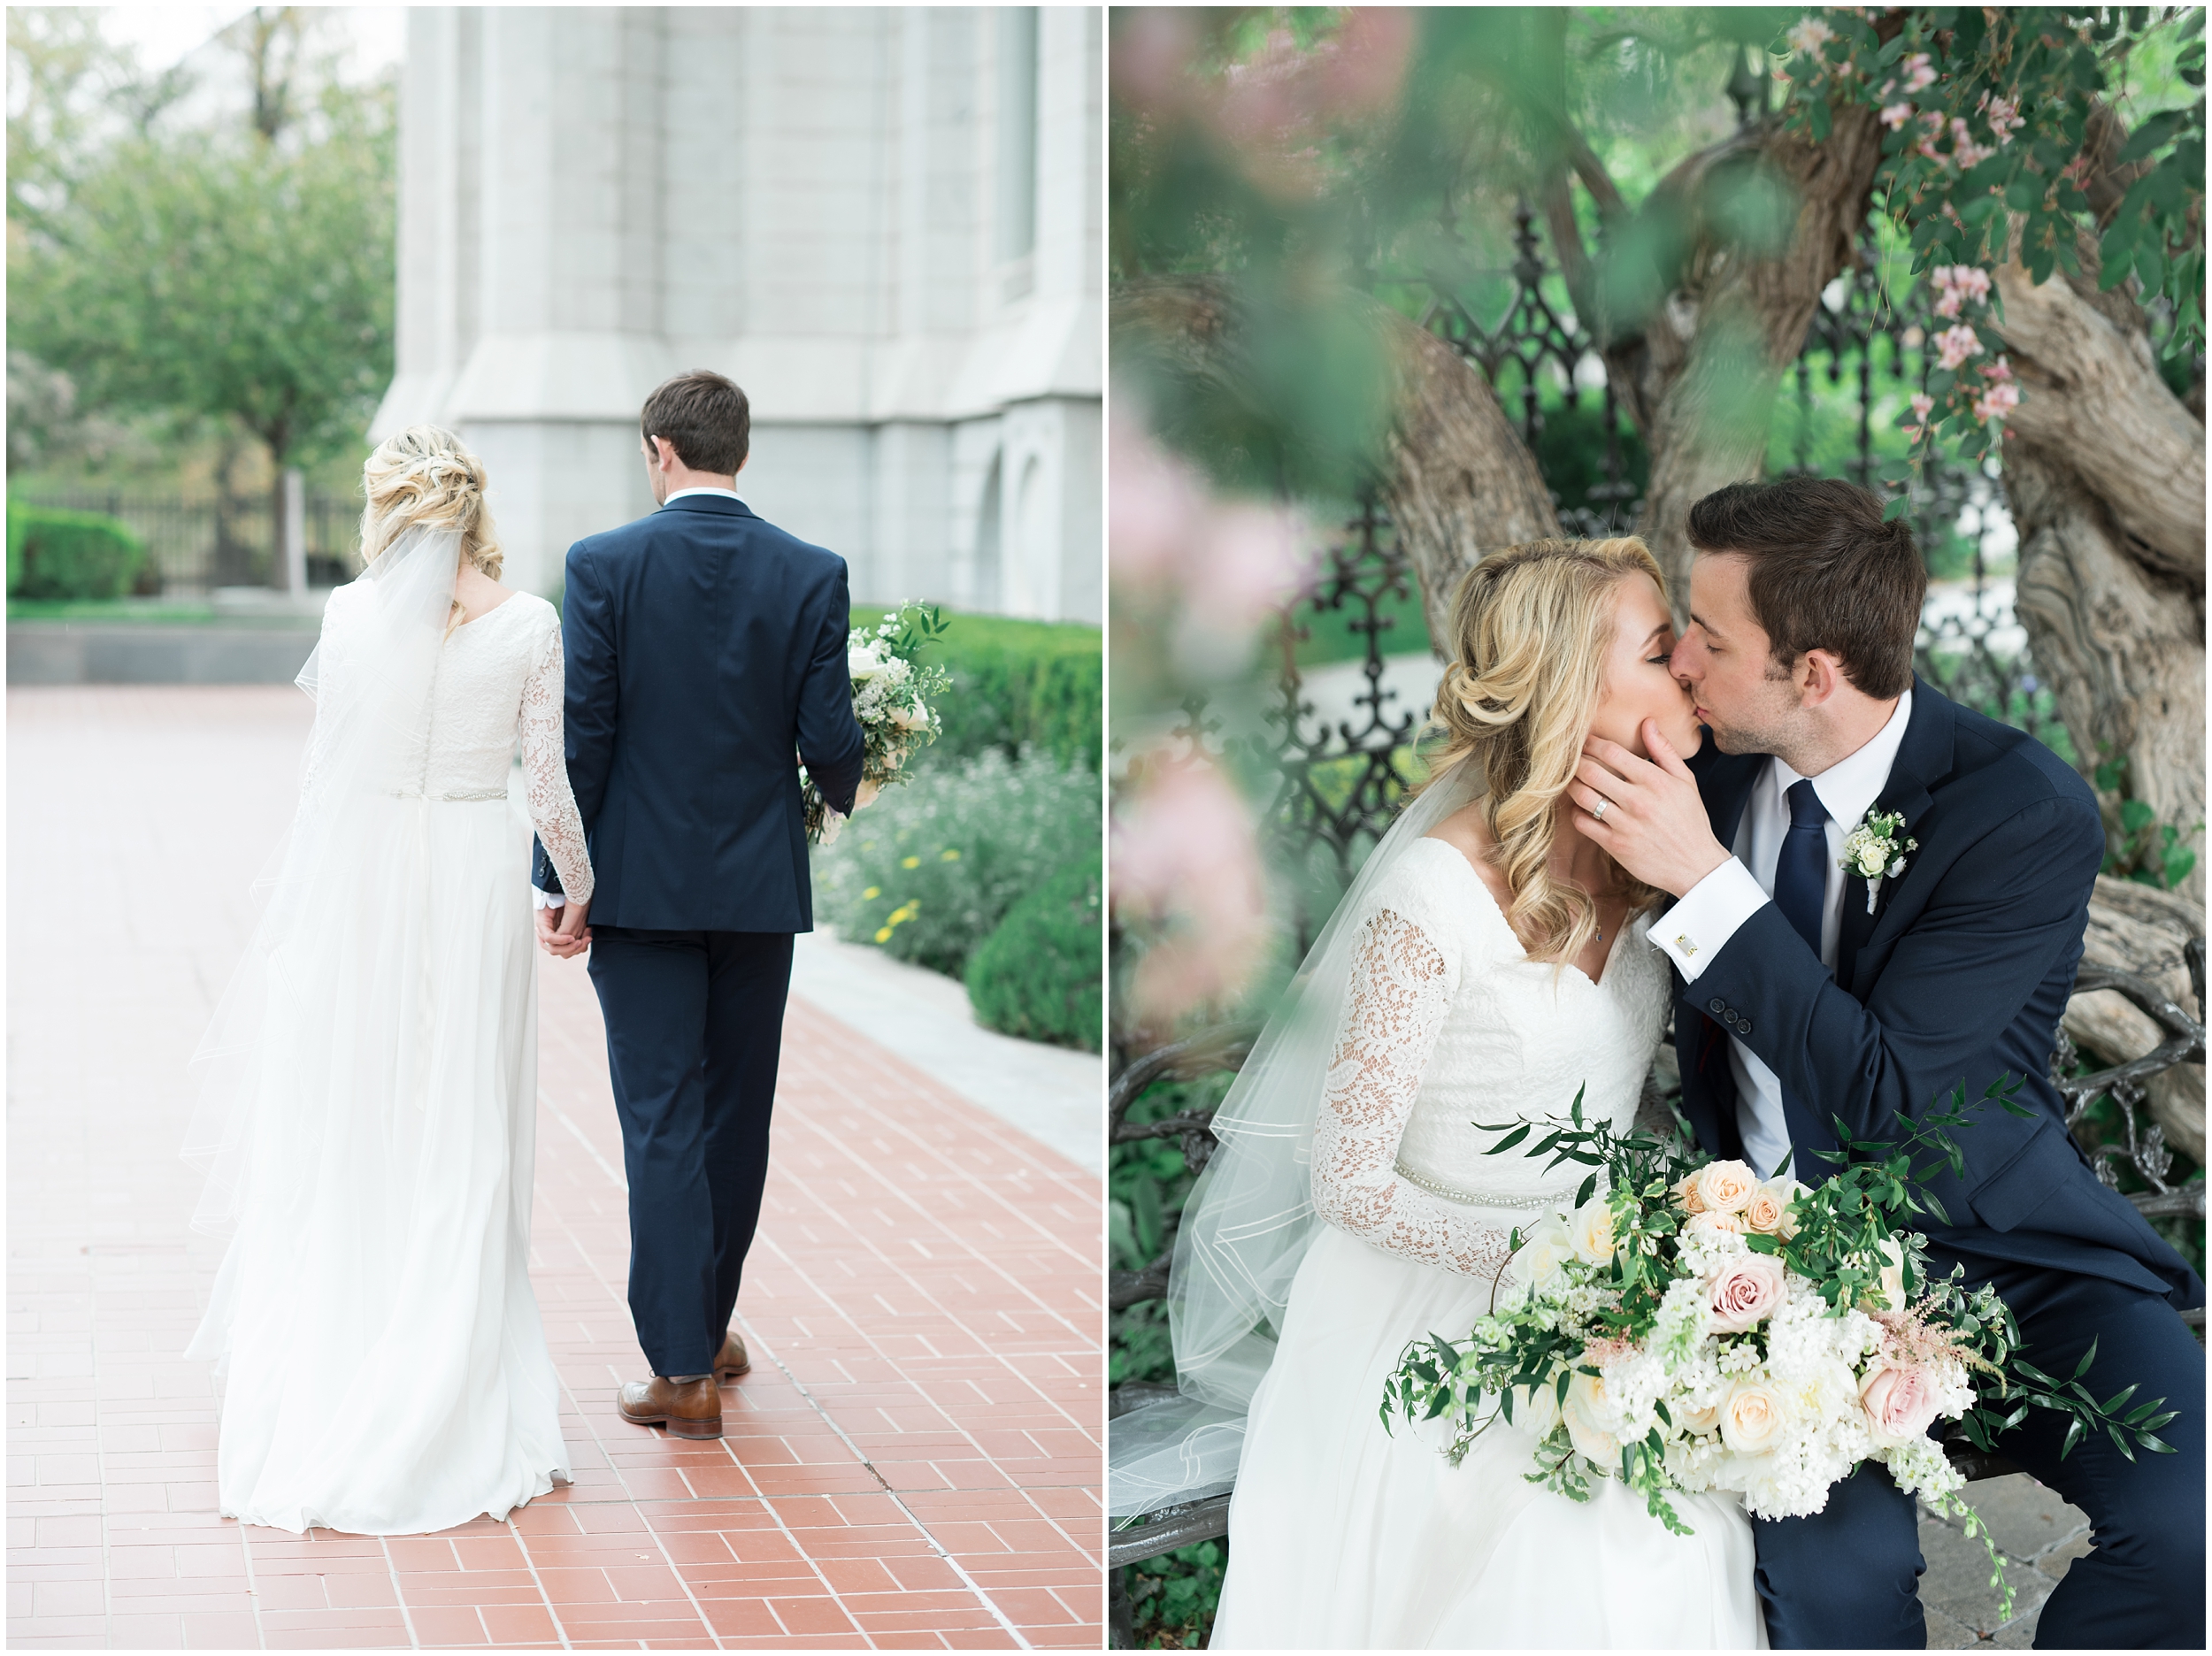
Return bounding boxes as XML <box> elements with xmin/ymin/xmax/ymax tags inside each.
<box><xmin>1754</xmin><ymin>1260</ymin><xmax>2205</xmax><ymax>1648</ymax></box>
<box><xmin>586</xmin><ymin>927</ymin><xmax>794</xmax><ymax>1378</ymax></box>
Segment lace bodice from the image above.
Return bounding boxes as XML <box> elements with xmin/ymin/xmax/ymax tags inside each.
<box><xmin>1311</xmin><ymin>836</ymin><xmax>1667</xmax><ymax>1284</ymax></box>
<box><xmin>314</xmin><ymin>585</ymin><xmax>593</xmax><ymax>905</ymax></box>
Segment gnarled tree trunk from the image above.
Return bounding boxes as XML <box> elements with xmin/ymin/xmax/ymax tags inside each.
<box><xmin>1994</xmin><ymin>244</ymin><xmax>2207</xmax><ymax>908</ymax></box>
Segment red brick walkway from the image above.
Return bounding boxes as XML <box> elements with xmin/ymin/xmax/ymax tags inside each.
<box><xmin>8</xmin><ymin>687</ymin><xmax>1103</xmax><ymax>1650</ymax></box>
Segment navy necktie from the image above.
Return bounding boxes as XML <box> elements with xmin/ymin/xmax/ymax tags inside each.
<box><xmin>1774</xmin><ymin>778</ymin><xmax>1829</xmax><ymax>957</ymax></box>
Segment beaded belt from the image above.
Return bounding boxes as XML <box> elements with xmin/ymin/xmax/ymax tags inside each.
<box><xmin>1393</xmin><ymin>1159</ymin><xmax>1575</xmax><ymax>1212</ymax></box>
<box><xmin>392</xmin><ymin>787</ymin><xmax>509</xmax><ymax>801</ymax></box>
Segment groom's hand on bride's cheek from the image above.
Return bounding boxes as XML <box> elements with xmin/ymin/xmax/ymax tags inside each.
<box><xmin>1571</xmin><ymin>721</ymin><xmax>1730</xmax><ymax>898</ymax></box>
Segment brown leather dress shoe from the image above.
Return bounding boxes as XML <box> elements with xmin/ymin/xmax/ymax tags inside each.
<box><xmin>618</xmin><ymin>1375</ymin><xmax>722</xmax><ymax>1439</ymax></box>
<box><xmin>715</xmin><ymin>1331</ymin><xmax>751</xmax><ymax>1383</ymax></box>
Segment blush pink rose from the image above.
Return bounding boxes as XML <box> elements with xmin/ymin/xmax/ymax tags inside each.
<box><xmin>1708</xmin><ymin>1254</ymin><xmax>1787</xmax><ymax>1334</ymax></box>
<box><xmin>1859</xmin><ymin>1359</ymin><xmax>1944</xmax><ymax>1446</ymax></box>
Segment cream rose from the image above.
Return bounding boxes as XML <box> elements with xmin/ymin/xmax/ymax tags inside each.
<box><xmin>1675</xmin><ymin>1396</ymin><xmax>1723</xmax><ymax>1436</ymax></box>
<box><xmin>1857</xmin><ymin>1236</ymin><xmax>1908</xmax><ymax>1312</ymax></box>
<box><xmin>1858</xmin><ymin>1358</ymin><xmax>1944</xmax><ymax>1446</ymax></box>
<box><xmin>1687</xmin><ymin>1208</ymin><xmax>1747</xmax><ymax>1238</ymax></box>
<box><xmin>1562</xmin><ymin>1367</ymin><xmax>1620</xmax><ymax>1465</ymax></box>
<box><xmin>1720</xmin><ymin>1377</ymin><xmax>1789</xmax><ymax>1455</ymax></box>
<box><xmin>890</xmin><ymin>700</ymin><xmax>929</xmax><ymax>731</ymax></box>
<box><xmin>847</xmin><ymin>642</ymin><xmax>887</xmax><ymax>681</ymax></box>
<box><xmin>1742</xmin><ymin>1182</ymin><xmax>1793</xmax><ymax>1236</ymax></box>
<box><xmin>1569</xmin><ymin>1197</ymin><xmax>1618</xmax><ymax>1264</ymax></box>
<box><xmin>1708</xmin><ymin>1253</ymin><xmax>1787</xmax><ymax>1334</ymax></box>
<box><xmin>1673</xmin><ymin>1173</ymin><xmax>1706</xmax><ymax>1215</ymax></box>
<box><xmin>1694</xmin><ymin>1160</ymin><xmax>1759</xmax><ymax>1215</ymax></box>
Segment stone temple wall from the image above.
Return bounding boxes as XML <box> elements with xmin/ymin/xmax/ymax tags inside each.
<box><xmin>373</xmin><ymin>6</ymin><xmax>1102</xmax><ymax>622</ymax></box>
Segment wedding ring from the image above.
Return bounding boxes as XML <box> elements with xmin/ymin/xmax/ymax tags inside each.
<box><xmin>1592</xmin><ymin>796</ymin><xmax>1609</xmax><ymax>823</ymax></box>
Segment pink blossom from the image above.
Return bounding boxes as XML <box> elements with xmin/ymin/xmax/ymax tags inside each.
<box><xmin>1786</xmin><ymin>17</ymin><xmax>1836</xmax><ymax>55</ymax></box>
<box><xmin>1110</xmin><ymin>412</ymin><xmax>1311</xmax><ymax>636</ymax></box>
<box><xmin>1708</xmin><ymin>1254</ymin><xmax>1788</xmax><ymax>1334</ymax></box>
<box><xmin>1880</xmin><ymin>102</ymin><xmax>1914</xmax><ymax>130</ymax></box>
<box><xmin>1858</xmin><ymin>1358</ymin><xmax>1945</xmax><ymax>1445</ymax></box>
<box><xmin>1933</xmin><ymin>323</ymin><xmax>1982</xmax><ymax>371</ymax></box>
<box><xmin>1948</xmin><ymin>118</ymin><xmax>1993</xmax><ymax>168</ymax></box>
<box><xmin>1909</xmin><ymin>392</ymin><xmax>1935</xmax><ymax>421</ymax></box>
<box><xmin>1971</xmin><ymin>380</ymin><xmax>2019</xmax><ymax>425</ymax></box>
<box><xmin>1982</xmin><ymin>356</ymin><xmax>2012</xmax><ymax>383</ymax></box>
<box><xmin>1902</xmin><ymin>51</ymin><xmax>1937</xmax><ymax>93</ymax></box>
<box><xmin>1929</xmin><ymin>264</ymin><xmax>1991</xmax><ymax>319</ymax></box>
<box><xmin>1109</xmin><ymin>412</ymin><xmax>1210</xmax><ymax>588</ymax></box>
<box><xmin>1981</xmin><ymin>92</ymin><xmax>2024</xmax><ymax>143</ymax></box>
<box><xmin>1112</xmin><ymin>763</ymin><xmax>1271</xmax><ymax>1023</ymax></box>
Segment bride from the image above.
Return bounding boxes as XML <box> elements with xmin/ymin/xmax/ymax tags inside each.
<box><xmin>182</xmin><ymin>426</ymin><xmax>593</xmax><ymax>1536</ymax></box>
<box><xmin>1115</xmin><ymin>536</ymin><xmax>1763</xmax><ymax>1647</ymax></box>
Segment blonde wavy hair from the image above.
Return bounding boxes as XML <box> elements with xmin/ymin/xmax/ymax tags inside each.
<box><xmin>1423</xmin><ymin>536</ymin><xmax>1671</xmax><ymax>964</ymax></box>
<box><xmin>358</xmin><ymin>425</ymin><xmax>502</xmax><ymax>634</ymax></box>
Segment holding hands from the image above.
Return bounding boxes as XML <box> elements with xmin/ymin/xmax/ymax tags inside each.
<box><xmin>1571</xmin><ymin>718</ymin><xmax>1730</xmax><ymax>899</ymax></box>
<box><xmin>534</xmin><ymin>898</ymin><xmax>591</xmax><ymax>959</ymax></box>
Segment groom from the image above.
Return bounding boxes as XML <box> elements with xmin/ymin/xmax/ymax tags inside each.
<box><xmin>532</xmin><ymin>369</ymin><xmax>865</xmax><ymax>1440</ymax></box>
<box><xmin>1578</xmin><ymin>477</ymin><xmax>2203</xmax><ymax>1649</ymax></box>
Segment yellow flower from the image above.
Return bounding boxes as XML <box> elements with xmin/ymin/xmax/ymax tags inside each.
<box><xmin>863</xmin><ymin>886</ymin><xmax>880</xmax><ymax>901</ymax></box>
<box><xmin>940</xmin><ymin>848</ymin><xmax>961</xmax><ymax>862</ymax></box>
<box><xmin>901</xmin><ymin>855</ymin><xmax>920</xmax><ymax>869</ymax></box>
<box><xmin>873</xmin><ymin>927</ymin><xmax>893</xmax><ymax>943</ymax></box>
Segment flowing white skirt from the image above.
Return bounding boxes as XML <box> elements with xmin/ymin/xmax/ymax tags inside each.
<box><xmin>1210</xmin><ymin>1223</ymin><xmax>1767</xmax><ymax>1649</ymax></box>
<box><xmin>185</xmin><ymin>797</ymin><xmax>570</xmax><ymax>1536</ymax></box>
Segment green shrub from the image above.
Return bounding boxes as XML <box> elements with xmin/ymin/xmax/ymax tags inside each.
<box><xmin>6</xmin><ymin>503</ymin><xmax>148</xmax><ymax>600</ymax></box>
<box><xmin>885</xmin><ymin>609</ymin><xmax>1101</xmax><ymax>771</ymax></box>
<box><xmin>965</xmin><ymin>851</ymin><xmax>1101</xmax><ymax>1051</ymax></box>
<box><xmin>811</xmin><ymin>748</ymin><xmax>1100</xmax><ymax>979</ymax></box>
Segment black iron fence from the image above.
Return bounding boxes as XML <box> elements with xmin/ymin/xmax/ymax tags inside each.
<box><xmin>11</xmin><ymin>489</ymin><xmax>362</xmax><ymax>598</ymax></box>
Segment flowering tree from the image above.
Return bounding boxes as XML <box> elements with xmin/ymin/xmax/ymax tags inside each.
<box><xmin>1778</xmin><ymin>9</ymin><xmax>2204</xmax><ymax>911</ymax></box>
<box><xmin>1114</xmin><ymin>7</ymin><xmax>2203</xmax><ymax>911</ymax></box>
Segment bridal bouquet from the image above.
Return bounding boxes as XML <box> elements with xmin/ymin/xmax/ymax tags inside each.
<box><xmin>802</xmin><ymin>602</ymin><xmax>953</xmax><ymax>847</ymax></box>
<box><xmin>1382</xmin><ymin>1078</ymin><xmax>2177</xmax><ymax>1615</ymax></box>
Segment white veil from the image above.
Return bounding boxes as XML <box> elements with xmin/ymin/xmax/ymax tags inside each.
<box><xmin>180</xmin><ymin>528</ymin><xmax>463</xmax><ymax>1238</ymax></box>
<box><xmin>1110</xmin><ymin>753</ymin><xmax>1484</xmax><ymax>1520</ymax></box>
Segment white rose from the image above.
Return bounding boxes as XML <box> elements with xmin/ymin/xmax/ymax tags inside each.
<box><xmin>1720</xmin><ymin>1376</ymin><xmax>1789</xmax><ymax>1456</ymax></box>
<box><xmin>1688</xmin><ymin>1208</ymin><xmax>1747</xmax><ymax>1238</ymax></box>
<box><xmin>1513</xmin><ymin>1376</ymin><xmax>1563</xmax><ymax>1438</ymax></box>
<box><xmin>853</xmin><ymin>778</ymin><xmax>882</xmax><ymax>811</ymax></box>
<box><xmin>1509</xmin><ymin>1217</ymin><xmax>1576</xmax><ymax>1293</ymax></box>
<box><xmin>1569</xmin><ymin>1197</ymin><xmax>1618</xmax><ymax>1264</ymax></box>
<box><xmin>1562</xmin><ymin>1367</ymin><xmax>1620</xmax><ymax>1466</ymax></box>
<box><xmin>847</xmin><ymin>643</ymin><xmax>887</xmax><ymax>681</ymax></box>
<box><xmin>890</xmin><ymin>700</ymin><xmax>928</xmax><ymax>731</ymax></box>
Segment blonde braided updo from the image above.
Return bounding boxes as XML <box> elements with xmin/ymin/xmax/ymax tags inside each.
<box><xmin>1423</xmin><ymin>536</ymin><xmax>1670</xmax><ymax>965</ymax></box>
<box><xmin>359</xmin><ymin>425</ymin><xmax>502</xmax><ymax>632</ymax></box>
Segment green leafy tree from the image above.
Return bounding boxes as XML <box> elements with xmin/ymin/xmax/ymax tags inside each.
<box><xmin>8</xmin><ymin>9</ymin><xmax>395</xmax><ymax>586</ymax></box>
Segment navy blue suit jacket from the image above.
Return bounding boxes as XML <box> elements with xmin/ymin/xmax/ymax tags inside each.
<box><xmin>530</xmin><ymin>493</ymin><xmax>865</xmax><ymax>932</ymax></box>
<box><xmin>1671</xmin><ymin>677</ymin><xmax>2203</xmax><ymax>1310</ymax></box>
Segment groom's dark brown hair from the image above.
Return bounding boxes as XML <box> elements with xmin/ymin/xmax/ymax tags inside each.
<box><xmin>641</xmin><ymin>370</ymin><xmax>750</xmax><ymax>476</ymax></box>
<box><xmin>1686</xmin><ymin>477</ymin><xmax>1924</xmax><ymax>701</ymax></box>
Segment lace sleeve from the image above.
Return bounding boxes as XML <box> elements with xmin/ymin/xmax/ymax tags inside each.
<box><xmin>1310</xmin><ymin>908</ymin><xmax>1515</xmax><ymax>1284</ymax></box>
<box><xmin>520</xmin><ymin>620</ymin><xmax>594</xmax><ymax>906</ymax></box>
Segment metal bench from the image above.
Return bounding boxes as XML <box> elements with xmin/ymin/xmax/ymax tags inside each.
<box><xmin>1107</xmin><ymin>949</ymin><xmax>2206</xmax><ymax>1637</ymax></box>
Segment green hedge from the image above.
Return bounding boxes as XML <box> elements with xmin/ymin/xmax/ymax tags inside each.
<box><xmin>7</xmin><ymin>503</ymin><xmax>148</xmax><ymax>601</ymax></box>
<box><xmin>812</xmin><ymin>748</ymin><xmax>1100</xmax><ymax>981</ymax></box>
<box><xmin>889</xmin><ymin>609</ymin><xmax>1102</xmax><ymax>771</ymax></box>
<box><xmin>965</xmin><ymin>851</ymin><xmax>1102</xmax><ymax>1051</ymax></box>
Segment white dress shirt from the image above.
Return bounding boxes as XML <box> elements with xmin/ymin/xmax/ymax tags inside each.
<box><xmin>533</xmin><ymin>484</ymin><xmax>748</xmax><ymax>909</ymax></box>
<box><xmin>1650</xmin><ymin>690</ymin><xmax>1914</xmax><ymax>1178</ymax></box>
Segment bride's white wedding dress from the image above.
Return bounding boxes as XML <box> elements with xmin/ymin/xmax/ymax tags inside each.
<box><xmin>1210</xmin><ymin>837</ymin><xmax>1765</xmax><ymax>1648</ymax></box>
<box><xmin>185</xmin><ymin>569</ymin><xmax>594</xmax><ymax>1537</ymax></box>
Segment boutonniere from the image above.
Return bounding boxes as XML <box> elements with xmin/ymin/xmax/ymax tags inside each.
<box><xmin>1839</xmin><ymin>809</ymin><xmax>1918</xmax><ymax>914</ymax></box>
